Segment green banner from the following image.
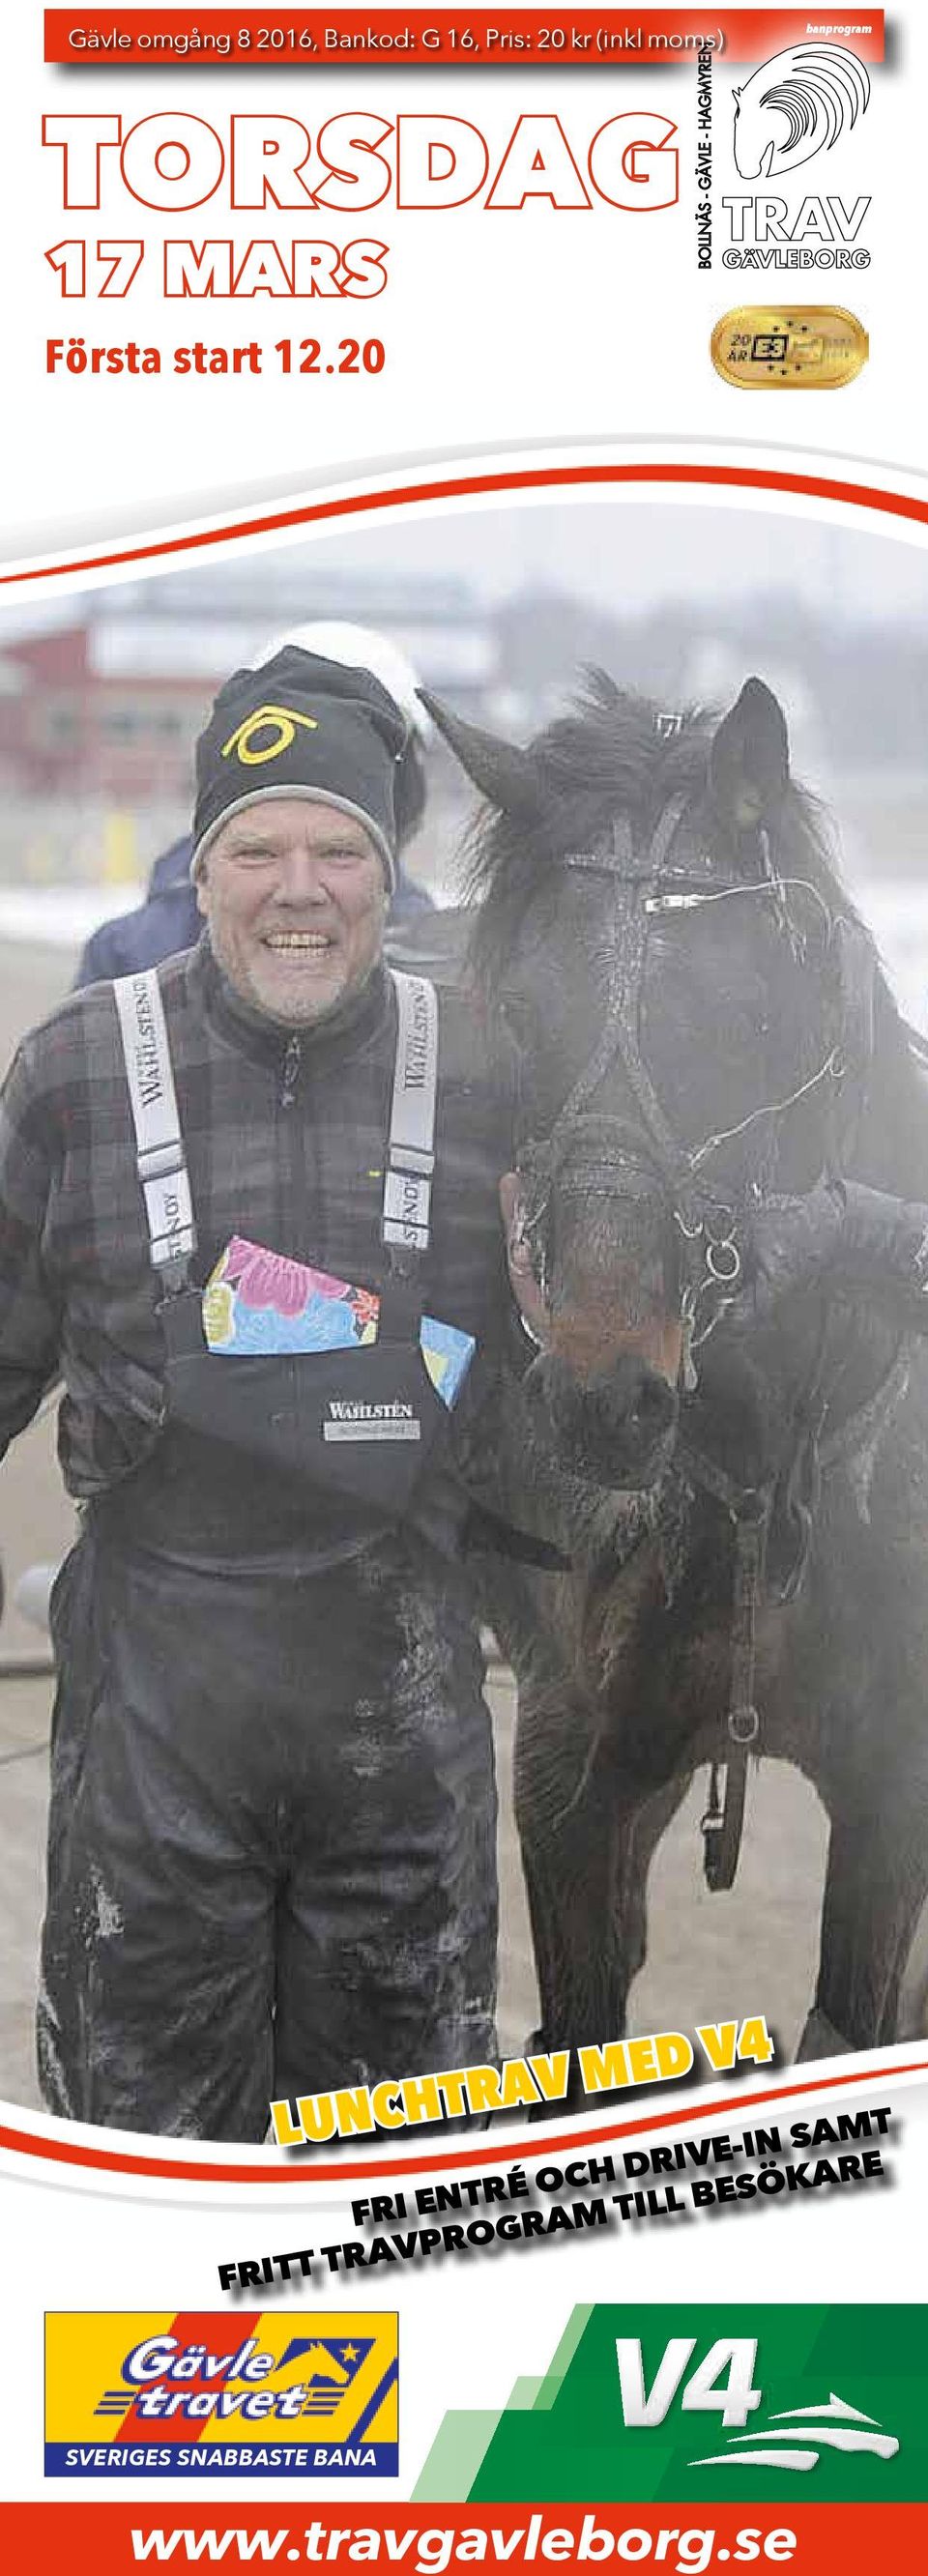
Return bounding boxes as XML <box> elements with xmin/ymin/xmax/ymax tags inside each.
<box><xmin>417</xmin><ymin>2307</ymin><xmax>928</xmax><ymax>2504</ymax></box>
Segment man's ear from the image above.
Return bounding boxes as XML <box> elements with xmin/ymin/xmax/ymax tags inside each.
<box><xmin>193</xmin><ymin>861</ymin><xmax>209</xmax><ymax>918</ymax></box>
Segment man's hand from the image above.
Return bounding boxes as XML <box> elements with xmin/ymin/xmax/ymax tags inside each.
<box><xmin>745</xmin><ymin>1181</ymin><xmax>846</xmax><ymax>1317</ymax></box>
<box><xmin>744</xmin><ymin>1177</ymin><xmax>928</xmax><ymax>1329</ymax></box>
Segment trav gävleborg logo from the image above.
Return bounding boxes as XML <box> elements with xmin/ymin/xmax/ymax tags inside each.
<box><xmin>733</xmin><ymin>46</ymin><xmax>870</xmax><ymax>181</ymax></box>
<box><xmin>723</xmin><ymin>45</ymin><xmax>872</xmax><ymax>272</ymax></box>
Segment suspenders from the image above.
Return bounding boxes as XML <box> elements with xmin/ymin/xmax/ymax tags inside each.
<box><xmin>113</xmin><ymin>959</ymin><xmax>568</xmax><ymax>1551</ymax></box>
<box><xmin>113</xmin><ymin>967</ymin><xmax>440</xmax><ymax>1287</ymax></box>
<box><xmin>113</xmin><ymin>970</ymin><xmax>196</xmax><ymax>1283</ymax></box>
<box><xmin>381</xmin><ymin>970</ymin><xmax>438</xmax><ymax>1255</ymax></box>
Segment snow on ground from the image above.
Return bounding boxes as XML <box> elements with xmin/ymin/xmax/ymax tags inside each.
<box><xmin>0</xmin><ymin>884</ymin><xmax>141</xmax><ymax>952</ymax></box>
<box><xmin>0</xmin><ymin>878</ymin><xmax>926</xmax><ymax>1030</ymax></box>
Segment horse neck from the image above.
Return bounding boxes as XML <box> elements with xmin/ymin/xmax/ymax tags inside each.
<box><xmin>689</xmin><ymin>980</ymin><xmax>925</xmax><ymax>1475</ymax></box>
<box><xmin>845</xmin><ymin>978</ymin><xmax>928</xmax><ymax>1200</ymax></box>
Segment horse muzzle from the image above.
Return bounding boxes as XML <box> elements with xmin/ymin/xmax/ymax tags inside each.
<box><xmin>523</xmin><ymin>1345</ymin><xmax>680</xmax><ymax>1492</ymax></box>
<box><xmin>515</xmin><ymin>1115</ymin><xmax>685</xmax><ymax>1390</ymax></box>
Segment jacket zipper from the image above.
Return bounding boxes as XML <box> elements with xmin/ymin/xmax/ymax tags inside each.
<box><xmin>276</xmin><ymin>1031</ymin><xmax>323</xmax><ymax>1268</ymax></box>
<box><xmin>278</xmin><ymin>1032</ymin><xmax>301</xmax><ymax>1111</ymax></box>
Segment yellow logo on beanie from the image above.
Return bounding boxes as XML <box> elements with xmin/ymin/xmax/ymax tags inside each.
<box><xmin>221</xmin><ymin>703</ymin><xmax>319</xmax><ymax>767</ymax></box>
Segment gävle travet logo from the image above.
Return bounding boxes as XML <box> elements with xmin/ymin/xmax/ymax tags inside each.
<box><xmin>44</xmin><ymin>2312</ymin><xmax>398</xmax><ymax>2477</ymax></box>
<box><xmin>723</xmin><ymin>46</ymin><xmax>872</xmax><ymax>273</ymax></box>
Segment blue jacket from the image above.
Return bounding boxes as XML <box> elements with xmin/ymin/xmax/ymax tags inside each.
<box><xmin>74</xmin><ymin>839</ymin><xmax>199</xmax><ymax>987</ymax></box>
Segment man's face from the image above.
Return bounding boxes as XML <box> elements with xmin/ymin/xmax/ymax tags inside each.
<box><xmin>196</xmin><ymin>796</ymin><xmax>389</xmax><ymax>1028</ymax></box>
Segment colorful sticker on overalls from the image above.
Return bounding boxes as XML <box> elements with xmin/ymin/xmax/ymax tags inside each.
<box><xmin>202</xmin><ymin>1237</ymin><xmax>475</xmax><ymax>1405</ymax></box>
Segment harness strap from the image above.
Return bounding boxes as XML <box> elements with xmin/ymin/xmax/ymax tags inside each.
<box><xmin>820</xmin><ymin>1343</ymin><xmax>911</xmax><ymax>1475</ymax></box>
<box><xmin>682</xmin><ymin>1322</ymin><xmax>908</xmax><ymax>1893</ymax></box>
<box><xmin>676</xmin><ymin>1438</ymin><xmax>775</xmax><ymax>1890</ymax></box>
<box><xmin>460</xmin><ymin>1501</ymin><xmax>571</xmax><ymax>1573</ymax></box>
<box><xmin>557</xmin><ymin>805</ymin><xmax>689</xmax><ymax>1182</ymax></box>
<box><xmin>113</xmin><ymin>970</ymin><xmax>196</xmax><ymax>1286</ymax></box>
<box><xmin>382</xmin><ymin>970</ymin><xmax>439</xmax><ymax>1257</ymax></box>
<box><xmin>701</xmin><ymin>1501</ymin><xmax>767</xmax><ymax>1894</ymax></box>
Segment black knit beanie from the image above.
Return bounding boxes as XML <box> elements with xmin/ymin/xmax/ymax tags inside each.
<box><xmin>191</xmin><ymin>648</ymin><xmax>409</xmax><ymax>886</ymax></box>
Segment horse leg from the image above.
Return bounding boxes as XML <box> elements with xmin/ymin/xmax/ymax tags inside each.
<box><xmin>514</xmin><ymin>1683</ymin><xmax>688</xmax><ymax>2048</ymax></box>
<box><xmin>895</xmin><ymin>1890</ymin><xmax>928</xmax><ymax>2039</ymax></box>
<box><xmin>611</xmin><ymin>1775</ymin><xmax>697</xmax><ymax>2019</ymax></box>
<box><xmin>801</xmin><ymin>1765</ymin><xmax>928</xmax><ymax>2055</ymax></box>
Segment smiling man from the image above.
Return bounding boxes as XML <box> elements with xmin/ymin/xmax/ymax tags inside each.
<box><xmin>197</xmin><ymin>802</ymin><xmax>388</xmax><ymax>1025</ymax></box>
<box><xmin>0</xmin><ymin>647</ymin><xmax>523</xmax><ymax>2141</ymax></box>
<box><xmin>189</xmin><ymin>651</ymin><xmax>401</xmax><ymax>1028</ymax></box>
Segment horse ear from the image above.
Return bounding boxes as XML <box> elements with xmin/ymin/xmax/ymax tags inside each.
<box><xmin>709</xmin><ymin>677</ymin><xmax>790</xmax><ymax>827</ymax></box>
<box><xmin>418</xmin><ymin>689</ymin><xmax>544</xmax><ymax>821</ymax></box>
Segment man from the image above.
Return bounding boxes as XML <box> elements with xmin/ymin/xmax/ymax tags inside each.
<box><xmin>0</xmin><ymin>646</ymin><xmax>521</xmax><ymax>2141</ymax></box>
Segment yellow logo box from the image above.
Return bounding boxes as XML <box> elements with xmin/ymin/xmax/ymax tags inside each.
<box><xmin>711</xmin><ymin>307</ymin><xmax>869</xmax><ymax>389</ymax></box>
<box><xmin>44</xmin><ymin>2312</ymin><xmax>398</xmax><ymax>2478</ymax></box>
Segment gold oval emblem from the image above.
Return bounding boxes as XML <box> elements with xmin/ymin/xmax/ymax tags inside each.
<box><xmin>710</xmin><ymin>306</ymin><xmax>868</xmax><ymax>391</ymax></box>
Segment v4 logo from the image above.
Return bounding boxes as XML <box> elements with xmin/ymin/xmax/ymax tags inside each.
<box><xmin>424</xmin><ymin>2305</ymin><xmax>928</xmax><ymax>2501</ymax></box>
<box><xmin>615</xmin><ymin>2335</ymin><xmax>899</xmax><ymax>2475</ymax></box>
<box><xmin>617</xmin><ymin>2337</ymin><xmax>762</xmax><ymax>2431</ymax></box>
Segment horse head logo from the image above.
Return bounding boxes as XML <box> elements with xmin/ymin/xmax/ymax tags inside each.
<box><xmin>733</xmin><ymin>45</ymin><xmax>870</xmax><ymax>182</ymax></box>
<box><xmin>278</xmin><ymin>2338</ymin><xmax>353</xmax><ymax>2385</ymax></box>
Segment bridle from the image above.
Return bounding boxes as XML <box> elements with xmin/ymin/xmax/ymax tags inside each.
<box><xmin>515</xmin><ymin>790</ymin><xmax>874</xmax><ymax>1383</ymax></box>
<box><xmin>512</xmin><ymin>785</ymin><xmax>878</xmax><ymax>1893</ymax></box>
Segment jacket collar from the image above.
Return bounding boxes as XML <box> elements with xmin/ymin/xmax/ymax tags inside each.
<box><xmin>188</xmin><ymin>932</ymin><xmax>393</xmax><ymax>1072</ymax></box>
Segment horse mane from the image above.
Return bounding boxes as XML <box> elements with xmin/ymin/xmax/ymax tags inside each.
<box><xmin>464</xmin><ymin>672</ymin><xmax>838</xmax><ymax>991</ymax></box>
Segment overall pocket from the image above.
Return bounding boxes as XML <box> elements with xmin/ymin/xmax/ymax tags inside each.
<box><xmin>160</xmin><ymin>1288</ymin><xmax>450</xmax><ymax>1513</ymax></box>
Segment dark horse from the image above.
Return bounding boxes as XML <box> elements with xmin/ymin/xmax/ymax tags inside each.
<box><xmin>426</xmin><ymin>674</ymin><xmax>928</xmax><ymax>2064</ymax></box>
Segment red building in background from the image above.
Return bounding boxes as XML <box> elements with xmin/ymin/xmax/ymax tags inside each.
<box><xmin>0</xmin><ymin>570</ymin><xmax>500</xmax><ymax>809</ymax></box>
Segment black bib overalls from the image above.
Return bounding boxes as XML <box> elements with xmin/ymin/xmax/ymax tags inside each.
<box><xmin>36</xmin><ymin>968</ymin><xmax>500</xmax><ymax>2140</ymax></box>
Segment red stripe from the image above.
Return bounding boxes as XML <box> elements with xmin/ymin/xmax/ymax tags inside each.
<box><xmin>3</xmin><ymin>2054</ymin><xmax>925</xmax><ymax>2186</ymax></box>
<box><xmin>2</xmin><ymin>2502</ymin><xmax>926</xmax><ymax>2573</ymax></box>
<box><xmin>117</xmin><ymin>2313</ymin><xmax>264</xmax><ymax>2441</ymax></box>
<box><xmin>42</xmin><ymin>12</ymin><xmax>887</xmax><ymax>69</ymax></box>
<box><xmin>2</xmin><ymin>461</ymin><xmax>928</xmax><ymax>590</ymax></box>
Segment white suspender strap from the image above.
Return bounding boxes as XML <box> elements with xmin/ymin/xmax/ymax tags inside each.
<box><xmin>113</xmin><ymin>970</ymin><xmax>197</xmax><ymax>1277</ymax></box>
<box><xmin>115</xmin><ymin>965</ymin><xmax>433</xmax><ymax>1271</ymax></box>
<box><xmin>382</xmin><ymin>970</ymin><xmax>439</xmax><ymax>1255</ymax></box>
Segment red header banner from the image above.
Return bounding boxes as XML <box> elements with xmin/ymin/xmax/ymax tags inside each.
<box><xmin>44</xmin><ymin>12</ymin><xmax>887</xmax><ymax>69</ymax></box>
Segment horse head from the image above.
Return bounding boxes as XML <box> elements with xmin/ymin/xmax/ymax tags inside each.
<box><xmin>426</xmin><ymin>675</ymin><xmax>866</xmax><ymax>1491</ymax></box>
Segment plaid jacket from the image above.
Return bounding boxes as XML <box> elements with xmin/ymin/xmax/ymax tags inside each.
<box><xmin>0</xmin><ymin>938</ymin><xmax>518</xmax><ymax>1502</ymax></box>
